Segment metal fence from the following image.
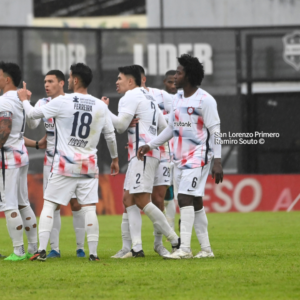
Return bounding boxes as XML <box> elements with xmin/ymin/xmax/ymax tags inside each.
<box><xmin>1</xmin><ymin>26</ymin><xmax>299</xmax><ymax>174</ymax></box>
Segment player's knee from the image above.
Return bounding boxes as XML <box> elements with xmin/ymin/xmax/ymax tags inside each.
<box><xmin>70</xmin><ymin>201</ymin><xmax>81</xmax><ymax>211</ymax></box>
<box><xmin>16</xmin><ymin>225</ymin><xmax>23</xmax><ymax>230</ymax></box>
<box><xmin>193</xmin><ymin>197</ymin><xmax>203</xmax><ymax>211</ymax></box>
<box><xmin>178</xmin><ymin>193</ymin><xmax>194</xmax><ymax>208</ymax></box>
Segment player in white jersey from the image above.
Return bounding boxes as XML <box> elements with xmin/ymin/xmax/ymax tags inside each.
<box><xmin>18</xmin><ymin>63</ymin><xmax>119</xmax><ymax>261</ymax></box>
<box><xmin>103</xmin><ymin>65</ymin><xmax>180</xmax><ymax>258</ymax></box>
<box><xmin>0</xmin><ymin>62</ymin><xmax>38</xmax><ymax>261</ymax></box>
<box><xmin>24</xmin><ymin>70</ymin><xmax>87</xmax><ymax>258</ymax></box>
<box><xmin>162</xmin><ymin>70</ymin><xmax>178</xmax><ymax>232</ymax></box>
<box><xmin>138</xmin><ymin>54</ymin><xmax>223</xmax><ymax>259</ymax></box>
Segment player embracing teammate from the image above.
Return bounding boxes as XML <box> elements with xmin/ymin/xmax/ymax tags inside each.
<box><xmin>138</xmin><ymin>54</ymin><xmax>223</xmax><ymax>259</ymax></box>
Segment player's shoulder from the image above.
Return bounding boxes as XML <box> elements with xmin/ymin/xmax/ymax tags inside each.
<box><xmin>197</xmin><ymin>88</ymin><xmax>217</xmax><ymax>105</ymax></box>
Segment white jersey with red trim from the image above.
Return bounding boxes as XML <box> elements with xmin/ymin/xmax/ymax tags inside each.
<box><xmin>118</xmin><ymin>87</ymin><xmax>160</xmax><ymax>162</ymax></box>
<box><xmin>0</xmin><ymin>91</ymin><xmax>29</xmax><ymax>169</ymax></box>
<box><xmin>35</xmin><ymin>97</ymin><xmax>55</xmax><ymax>166</ymax></box>
<box><xmin>170</xmin><ymin>88</ymin><xmax>220</xmax><ymax>169</ymax></box>
<box><xmin>40</xmin><ymin>92</ymin><xmax>114</xmax><ymax>178</ymax></box>
<box><xmin>147</xmin><ymin>87</ymin><xmax>172</xmax><ymax>162</ymax></box>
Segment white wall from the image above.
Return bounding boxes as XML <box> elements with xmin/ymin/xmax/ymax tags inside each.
<box><xmin>0</xmin><ymin>0</ymin><xmax>33</xmax><ymax>26</ymax></box>
<box><xmin>147</xmin><ymin>0</ymin><xmax>300</xmax><ymax>27</ymax></box>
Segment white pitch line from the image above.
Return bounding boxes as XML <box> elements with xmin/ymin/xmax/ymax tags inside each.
<box><xmin>287</xmin><ymin>193</ymin><xmax>300</xmax><ymax>212</ymax></box>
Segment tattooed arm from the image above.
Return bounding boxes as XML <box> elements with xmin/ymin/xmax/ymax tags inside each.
<box><xmin>0</xmin><ymin>111</ymin><xmax>12</xmax><ymax>148</ymax></box>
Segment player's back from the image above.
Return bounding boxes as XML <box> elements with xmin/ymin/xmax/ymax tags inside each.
<box><xmin>118</xmin><ymin>87</ymin><xmax>160</xmax><ymax>161</ymax></box>
<box><xmin>42</xmin><ymin>92</ymin><xmax>111</xmax><ymax>177</ymax></box>
<box><xmin>0</xmin><ymin>90</ymin><xmax>28</xmax><ymax>168</ymax></box>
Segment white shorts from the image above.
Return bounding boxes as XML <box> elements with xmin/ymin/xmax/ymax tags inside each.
<box><xmin>43</xmin><ymin>165</ymin><xmax>76</xmax><ymax>198</ymax></box>
<box><xmin>0</xmin><ymin>165</ymin><xmax>30</xmax><ymax>212</ymax></box>
<box><xmin>153</xmin><ymin>161</ymin><xmax>171</xmax><ymax>186</ymax></box>
<box><xmin>174</xmin><ymin>161</ymin><xmax>211</xmax><ymax>198</ymax></box>
<box><xmin>44</xmin><ymin>173</ymin><xmax>98</xmax><ymax>206</ymax></box>
<box><xmin>124</xmin><ymin>157</ymin><xmax>159</xmax><ymax>194</ymax></box>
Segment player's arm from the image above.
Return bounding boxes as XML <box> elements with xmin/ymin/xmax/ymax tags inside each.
<box><xmin>103</xmin><ymin>108</ymin><xmax>119</xmax><ymax>175</ymax></box>
<box><xmin>0</xmin><ymin>112</ymin><xmax>12</xmax><ymax>148</ymax></box>
<box><xmin>24</xmin><ymin>134</ymin><xmax>47</xmax><ymax>149</ymax></box>
<box><xmin>25</xmin><ymin>100</ymin><xmax>42</xmax><ymax>129</ymax></box>
<box><xmin>202</xmin><ymin>96</ymin><xmax>223</xmax><ymax>184</ymax></box>
<box><xmin>18</xmin><ymin>82</ymin><xmax>62</xmax><ymax>120</ymax></box>
<box><xmin>137</xmin><ymin>110</ymin><xmax>173</xmax><ymax>161</ymax></box>
<box><xmin>108</xmin><ymin>111</ymin><xmax>135</xmax><ymax>134</ymax></box>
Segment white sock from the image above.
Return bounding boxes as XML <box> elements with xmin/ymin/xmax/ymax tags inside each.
<box><xmin>153</xmin><ymin>226</ymin><xmax>163</xmax><ymax>247</ymax></box>
<box><xmin>49</xmin><ymin>209</ymin><xmax>61</xmax><ymax>252</ymax></box>
<box><xmin>5</xmin><ymin>210</ymin><xmax>24</xmax><ymax>251</ymax></box>
<box><xmin>121</xmin><ymin>213</ymin><xmax>132</xmax><ymax>251</ymax></box>
<box><xmin>180</xmin><ymin>206</ymin><xmax>195</xmax><ymax>252</ymax></box>
<box><xmin>81</xmin><ymin>206</ymin><xmax>99</xmax><ymax>257</ymax></box>
<box><xmin>194</xmin><ymin>208</ymin><xmax>212</xmax><ymax>252</ymax></box>
<box><xmin>164</xmin><ymin>200</ymin><xmax>176</xmax><ymax>230</ymax></box>
<box><xmin>38</xmin><ymin>200</ymin><xmax>57</xmax><ymax>251</ymax></box>
<box><xmin>143</xmin><ymin>202</ymin><xmax>179</xmax><ymax>246</ymax></box>
<box><xmin>14</xmin><ymin>245</ymin><xmax>25</xmax><ymax>256</ymax></box>
<box><xmin>126</xmin><ymin>205</ymin><xmax>142</xmax><ymax>252</ymax></box>
<box><xmin>72</xmin><ymin>209</ymin><xmax>85</xmax><ymax>251</ymax></box>
<box><xmin>19</xmin><ymin>206</ymin><xmax>38</xmax><ymax>254</ymax></box>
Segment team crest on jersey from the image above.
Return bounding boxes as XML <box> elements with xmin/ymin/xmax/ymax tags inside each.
<box><xmin>187</xmin><ymin>107</ymin><xmax>194</xmax><ymax>115</ymax></box>
<box><xmin>73</xmin><ymin>96</ymin><xmax>79</xmax><ymax>102</ymax></box>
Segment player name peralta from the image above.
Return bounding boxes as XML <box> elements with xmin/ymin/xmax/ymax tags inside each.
<box><xmin>74</xmin><ymin>103</ymin><xmax>93</xmax><ymax>112</ymax></box>
<box><xmin>68</xmin><ymin>138</ymin><xmax>88</xmax><ymax>148</ymax></box>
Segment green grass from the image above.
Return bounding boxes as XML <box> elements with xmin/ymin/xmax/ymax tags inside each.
<box><xmin>0</xmin><ymin>212</ymin><xmax>300</xmax><ymax>300</ymax></box>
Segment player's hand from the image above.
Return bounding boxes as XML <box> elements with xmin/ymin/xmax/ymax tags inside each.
<box><xmin>101</xmin><ymin>96</ymin><xmax>109</xmax><ymax>106</ymax></box>
<box><xmin>129</xmin><ymin>116</ymin><xmax>139</xmax><ymax>128</ymax></box>
<box><xmin>38</xmin><ymin>134</ymin><xmax>47</xmax><ymax>149</ymax></box>
<box><xmin>212</xmin><ymin>158</ymin><xmax>223</xmax><ymax>184</ymax></box>
<box><xmin>110</xmin><ymin>157</ymin><xmax>119</xmax><ymax>176</ymax></box>
<box><xmin>137</xmin><ymin>145</ymin><xmax>150</xmax><ymax>161</ymax></box>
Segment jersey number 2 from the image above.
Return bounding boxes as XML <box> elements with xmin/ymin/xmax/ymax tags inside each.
<box><xmin>71</xmin><ymin>112</ymin><xmax>92</xmax><ymax>139</ymax></box>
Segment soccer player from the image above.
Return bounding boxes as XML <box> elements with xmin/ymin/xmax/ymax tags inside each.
<box><xmin>162</xmin><ymin>70</ymin><xmax>178</xmax><ymax>232</ymax></box>
<box><xmin>112</xmin><ymin>66</ymin><xmax>173</xmax><ymax>258</ymax></box>
<box><xmin>0</xmin><ymin>61</ymin><xmax>38</xmax><ymax>261</ymax></box>
<box><xmin>104</xmin><ymin>65</ymin><xmax>180</xmax><ymax>258</ymax></box>
<box><xmin>138</xmin><ymin>54</ymin><xmax>223</xmax><ymax>259</ymax></box>
<box><xmin>24</xmin><ymin>70</ymin><xmax>87</xmax><ymax>258</ymax></box>
<box><xmin>17</xmin><ymin>63</ymin><xmax>119</xmax><ymax>261</ymax></box>
<box><xmin>163</xmin><ymin>70</ymin><xmax>177</xmax><ymax>95</ymax></box>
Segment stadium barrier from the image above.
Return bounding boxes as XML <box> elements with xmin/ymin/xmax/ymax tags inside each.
<box><xmin>0</xmin><ymin>174</ymin><xmax>299</xmax><ymax>218</ymax></box>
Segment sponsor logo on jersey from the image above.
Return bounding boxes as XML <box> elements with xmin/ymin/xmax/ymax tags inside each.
<box><xmin>45</xmin><ymin>123</ymin><xmax>55</xmax><ymax>129</ymax></box>
<box><xmin>68</xmin><ymin>138</ymin><xmax>88</xmax><ymax>148</ymax></box>
<box><xmin>187</xmin><ymin>107</ymin><xmax>194</xmax><ymax>115</ymax></box>
<box><xmin>173</xmin><ymin>121</ymin><xmax>192</xmax><ymax>128</ymax></box>
<box><xmin>149</xmin><ymin>125</ymin><xmax>157</xmax><ymax>135</ymax></box>
<box><xmin>73</xmin><ymin>96</ymin><xmax>79</xmax><ymax>102</ymax></box>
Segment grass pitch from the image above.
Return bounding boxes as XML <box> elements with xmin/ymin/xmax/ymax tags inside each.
<box><xmin>0</xmin><ymin>212</ymin><xmax>299</xmax><ymax>300</ymax></box>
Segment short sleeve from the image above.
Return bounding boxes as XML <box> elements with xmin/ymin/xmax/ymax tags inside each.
<box><xmin>40</xmin><ymin>96</ymin><xmax>64</xmax><ymax>120</ymax></box>
<box><xmin>118</xmin><ymin>92</ymin><xmax>140</xmax><ymax>116</ymax></box>
<box><xmin>201</xmin><ymin>95</ymin><xmax>220</xmax><ymax>128</ymax></box>
<box><xmin>0</xmin><ymin>98</ymin><xmax>13</xmax><ymax>113</ymax></box>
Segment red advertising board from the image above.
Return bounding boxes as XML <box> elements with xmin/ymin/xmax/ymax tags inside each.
<box><xmin>0</xmin><ymin>174</ymin><xmax>299</xmax><ymax>218</ymax></box>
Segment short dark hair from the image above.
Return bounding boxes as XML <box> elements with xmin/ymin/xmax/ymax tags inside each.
<box><xmin>0</xmin><ymin>61</ymin><xmax>22</xmax><ymax>87</ymax></box>
<box><xmin>134</xmin><ymin>65</ymin><xmax>145</xmax><ymax>75</ymax></box>
<box><xmin>70</xmin><ymin>63</ymin><xmax>93</xmax><ymax>88</ymax></box>
<box><xmin>165</xmin><ymin>70</ymin><xmax>176</xmax><ymax>77</ymax></box>
<box><xmin>177</xmin><ymin>54</ymin><xmax>204</xmax><ymax>86</ymax></box>
<box><xmin>118</xmin><ymin>65</ymin><xmax>141</xmax><ymax>86</ymax></box>
<box><xmin>46</xmin><ymin>70</ymin><xmax>65</xmax><ymax>82</ymax></box>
